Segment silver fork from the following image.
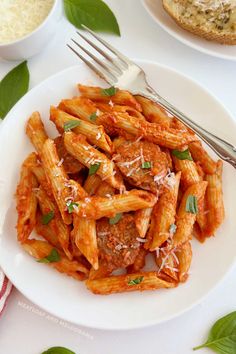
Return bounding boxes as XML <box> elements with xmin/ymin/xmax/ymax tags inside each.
<box><xmin>67</xmin><ymin>25</ymin><xmax>236</xmax><ymax>169</ymax></box>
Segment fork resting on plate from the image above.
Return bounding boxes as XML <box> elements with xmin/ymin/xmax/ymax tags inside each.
<box><xmin>67</xmin><ymin>25</ymin><xmax>236</xmax><ymax>169</ymax></box>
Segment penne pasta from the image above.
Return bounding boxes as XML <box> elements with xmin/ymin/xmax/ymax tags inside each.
<box><xmin>189</xmin><ymin>141</ymin><xmax>217</xmax><ymax>175</ymax></box>
<box><xmin>147</xmin><ymin>172</ymin><xmax>181</xmax><ymax>251</ymax></box>
<box><xmin>50</xmin><ymin>106</ymin><xmax>113</xmax><ymax>154</ymax></box>
<box><xmin>23</xmin><ymin>239</ymin><xmax>89</xmax><ymax>280</ymax></box>
<box><xmin>16</xmin><ymin>153</ymin><xmax>38</xmax><ymax>243</ymax></box>
<box><xmin>156</xmin><ymin>249</ymin><xmax>179</xmax><ymax>282</ymax></box>
<box><xmin>175</xmin><ymin>241</ymin><xmax>192</xmax><ymax>282</ymax></box>
<box><xmin>83</xmin><ymin>174</ymin><xmax>102</xmax><ymax>195</ymax></box>
<box><xmin>135</xmin><ymin>95</ymin><xmax>172</xmax><ymax>125</ymax></box>
<box><xmin>54</xmin><ymin>136</ymin><xmax>84</xmax><ymax>174</ymax></box>
<box><xmin>35</xmin><ymin>186</ymin><xmax>72</xmax><ymax>260</ymax></box>
<box><xmin>204</xmin><ymin>160</ymin><xmax>225</xmax><ymax>237</ymax></box>
<box><xmin>96</xmin><ymin>181</ymin><xmax>115</xmax><ymax>198</ymax></box>
<box><xmin>86</xmin><ymin>271</ymin><xmax>176</xmax><ymax>294</ymax></box>
<box><xmin>35</xmin><ymin>211</ymin><xmax>62</xmax><ymax>250</ymax></box>
<box><xmin>134</xmin><ymin>207</ymin><xmax>153</xmax><ymax>238</ymax></box>
<box><xmin>64</xmin><ymin>132</ymin><xmax>124</xmax><ymax>190</ymax></box>
<box><xmin>71</xmin><ymin>189</ymin><xmax>157</xmax><ymax>219</ymax></box>
<box><xmin>59</xmin><ymin>97</ymin><xmax>98</xmax><ymax>122</ymax></box>
<box><xmin>71</xmin><ymin>215</ymin><xmax>99</xmax><ymax>270</ymax></box>
<box><xmin>78</xmin><ymin>84</ymin><xmax>142</xmax><ymax>111</ymax></box>
<box><xmin>172</xmin><ymin>155</ymin><xmax>201</xmax><ymax>190</ymax></box>
<box><xmin>172</xmin><ymin>181</ymin><xmax>208</xmax><ymax>248</ymax></box>
<box><xmin>26</xmin><ymin>112</ymin><xmax>48</xmax><ymax>157</ymax></box>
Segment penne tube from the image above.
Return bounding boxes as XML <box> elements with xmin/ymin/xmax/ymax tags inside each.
<box><xmin>71</xmin><ymin>189</ymin><xmax>157</xmax><ymax>219</ymax></box>
<box><xmin>134</xmin><ymin>207</ymin><xmax>152</xmax><ymax>238</ymax></box>
<box><xmin>83</xmin><ymin>174</ymin><xmax>102</xmax><ymax>195</ymax></box>
<box><xmin>189</xmin><ymin>141</ymin><xmax>217</xmax><ymax>175</ymax></box>
<box><xmin>86</xmin><ymin>271</ymin><xmax>176</xmax><ymax>294</ymax></box>
<box><xmin>135</xmin><ymin>95</ymin><xmax>172</xmax><ymax>125</ymax></box>
<box><xmin>173</xmin><ymin>155</ymin><xmax>201</xmax><ymax>190</ymax></box>
<box><xmin>59</xmin><ymin>97</ymin><xmax>98</xmax><ymax>122</ymax></box>
<box><xmin>35</xmin><ymin>187</ymin><xmax>72</xmax><ymax>260</ymax></box>
<box><xmin>35</xmin><ymin>211</ymin><xmax>62</xmax><ymax>250</ymax></box>
<box><xmin>127</xmin><ymin>248</ymin><xmax>147</xmax><ymax>273</ymax></box>
<box><xmin>23</xmin><ymin>239</ymin><xmax>89</xmax><ymax>281</ymax></box>
<box><xmin>50</xmin><ymin>106</ymin><xmax>113</xmax><ymax>154</ymax></box>
<box><xmin>16</xmin><ymin>153</ymin><xmax>38</xmax><ymax>243</ymax></box>
<box><xmin>175</xmin><ymin>241</ymin><xmax>192</xmax><ymax>282</ymax></box>
<box><xmin>41</xmin><ymin>139</ymin><xmax>72</xmax><ymax>224</ymax></box>
<box><xmin>156</xmin><ymin>249</ymin><xmax>179</xmax><ymax>282</ymax></box>
<box><xmin>196</xmin><ymin>191</ymin><xmax>207</xmax><ymax>236</ymax></box>
<box><xmin>71</xmin><ymin>215</ymin><xmax>99</xmax><ymax>270</ymax></box>
<box><xmin>97</xmin><ymin>112</ymin><xmax>197</xmax><ymax>149</ymax></box>
<box><xmin>64</xmin><ymin>132</ymin><xmax>124</xmax><ymax>190</ymax></box>
<box><xmin>78</xmin><ymin>84</ymin><xmax>142</xmax><ymax>111</ymax></box>
<box><xmin>147</xmin><ymin>172</ymin><xmax>181</xmax><ymax>251</ymax></box>
<box><xmin>26</xmin><ymin>112</ymin><xmax>48</xmax><ymax>157</ymax></box>
<box><xmin>204</xmin><ymin>160</ymin><xmax>225</xmax><ymax>237</ymax></box>
<box><xmin>89</xmin><ymin>263</ymin><xmax>111</xmax><ymax>280</ymax></box>
<box><xmin>96</xmin><ymin>181</ymin><xmax>115</xmax><ymax>198</ymax></box>
<box><xmin>54</xmin><ymin>136</ymin><xmax>84</xmax><ymax>174</ymax></box>
<box><xmin>172</xmin><ymin>181</ymin><xmax>208</xmax><ymax>248</ymax></box>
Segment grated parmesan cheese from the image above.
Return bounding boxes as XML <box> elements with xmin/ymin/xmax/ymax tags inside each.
<box><xmin>0</xmin><ymin>0</ymin><xmax>55</xmax><ymax>44</ymax></box>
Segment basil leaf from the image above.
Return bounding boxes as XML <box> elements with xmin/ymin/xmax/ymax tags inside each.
<box><xmin>109</xmin><ymin>213</ymin><xmax>122</xmax><ymax>225</ymax></box>
<box><xmin>89</xmin><ymin>162</ymin><xmax>101</xmax><ymax>176</ymax></box>
<box><xmin>64</xmin><ymin>0</ymin><xmax>120</xmax><ymax>36</ymax></box>
<box><xmin>128</xmin><ymin>276</ymin><xmax>144</xmax><ymax>286</ymax></box>
<box><xmin>186</xmin><ymin>195</ymin><xmax>198</xmax><ymax>214</ymax></box>
<box><xmin>66</xmin><ymin>201</ymin><xmax>79</xmax><ymax>213</ymax></box>
<box><xmin>169</xmin><ymin>223</ymin><xmax>177</xmax><ymax>234</ymax></box>
<box><xmin>172</xmin><ymin>149</ymin><xmax>193</xmax><ymax>161</ymax></box>
<box><xmin>41</xmin><ymin>346</ymin><xmax>76</xmax><ymax>354</ymax></box>
<box><xmin>41</xmin><ymin>211</ymin><xmax>54</xmax><ymax>225</ymax></box>
<box><xmin>64</xmin><ymin>120</ymin><xmax>81</xmax><ymax>131</ymax></box>
<box><xmin>141</xmin><ymin>161</ymin><xmax>152</xmax><ymax>169</ymax></box>
<box><xmin>101</xmin><ymin>86</ymin><xmax>117</xmax><ymax>97</ymax></box>
<box><xmin>0</xmin><ymin>61</ymin><xmax>29</xmax><ymax>119</ymax></box>
<box><xmin>193</xmin><ymin>311</ymin><xmax>236</xmax><ymax>353</ymax></box>
<box><xmin>38</xmin><ymin>249</ymin><xmax>61</xmax><ymax>263</ymax></box>
<box><xmin>89</xmin><ymin>112</ymin><xmax>97</xmax><ymax>122</ymax></box>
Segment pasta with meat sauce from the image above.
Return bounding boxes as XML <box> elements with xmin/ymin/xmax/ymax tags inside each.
<box><xmin>15</xmin><ymin>84</ymin><xmax>225</xmax><ymax>295</ymax></box>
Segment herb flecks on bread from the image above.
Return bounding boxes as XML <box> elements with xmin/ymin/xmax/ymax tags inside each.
<box><xmin>163</xmin><ymin>0</ymin><xmax>236</xmax><ymax>45</ymax></box>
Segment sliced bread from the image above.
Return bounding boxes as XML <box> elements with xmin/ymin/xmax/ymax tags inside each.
<box><xmin>162</xmin><ymin>0</ymin><xmax>236</xmax><ymax>45</ymax></box>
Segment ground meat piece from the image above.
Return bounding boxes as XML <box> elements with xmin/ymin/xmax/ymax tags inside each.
<box><xmin>96</xmin><ymin>214</ymin><xmax>140</xmax><ymax>271</ymax></box>
<box><xmin>113</xmin><ymin>140</ymin><xmax>169</xmax><ymax>193</ymax></box>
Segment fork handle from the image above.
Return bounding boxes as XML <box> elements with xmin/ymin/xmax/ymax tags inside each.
<box><xmin>141</xmin><ymin>87</ymin><xmax>236</xmax><ymax>169</ymax></box>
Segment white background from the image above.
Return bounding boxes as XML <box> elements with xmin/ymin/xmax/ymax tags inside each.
<box><xmin>0</xmin><ymin>1</ymin><xmax>235</xmax><ymax>353</ymax></box>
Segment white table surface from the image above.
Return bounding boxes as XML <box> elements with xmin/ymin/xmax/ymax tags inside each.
<box><xmin>0</xmin><ymin>1</ymin><xmax>235</xmax><ymax>353</ymax></box>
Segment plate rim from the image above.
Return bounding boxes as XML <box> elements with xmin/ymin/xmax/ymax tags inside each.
<box><xmin>0</xmin><ymin>59</ymin><xmax>236</xmax><ymax>330</ymax></box>
<box><xmin>142</xmin><ymin>0</ymin><xmax>236</xmax><ymax>62</ymax></box>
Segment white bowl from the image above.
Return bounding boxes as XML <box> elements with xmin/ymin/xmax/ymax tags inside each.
<box><xmin>0</xmin><ymin>0</ymin><xmax>62</xmax><ymax>61</ymax></box>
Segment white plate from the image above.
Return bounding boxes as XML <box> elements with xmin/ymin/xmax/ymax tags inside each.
<box><xmin>0</xmin><ymin>60</ymin><xmax>236</xmax><ymax>330</ymax></box>
<box><xmin>142</xmin><ymin>0</ymin><xmax>236</xmax><ymax>61</ymax></box>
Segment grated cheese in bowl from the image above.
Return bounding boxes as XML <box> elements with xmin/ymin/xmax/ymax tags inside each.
<box><xmin>0</xmin><ymin>0</ymin><xmax>55</xmax><ymax>44</ymax></box>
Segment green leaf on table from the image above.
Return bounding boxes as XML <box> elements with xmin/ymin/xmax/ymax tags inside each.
<box><xmin>41</xmin><ymin>346</ymin><xmax>76</xmax><ymax>354</ymax></box>
<box><xmin>38</xmin><ymin>248</ymin><xmax>61</xmax><ymax>263</ymax></box>
<box><xmin>193</xmin><ymin>311</ymin><xmax>236</xmax><ymax>353</ymax></box>
<box><xmin>172</xmin><ymin>148</ymin><xmax>193</xmax><ymax>161</ymax></box>
<box><xmin>0</xmin><ymin>61</ymin><xmax>29</xmax><ymax>119</ymax></box>
<box><xmin>64</xmin><ymin>0</ymin><xmax>120</xmax><ymax>36</ymax></box>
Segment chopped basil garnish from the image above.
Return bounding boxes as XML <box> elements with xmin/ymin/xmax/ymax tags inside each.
<box><xmin>38</xmin><ymin>248</ymin><xmax>60</xmax><ymax>263</ymax></box>
<box><xmin>89</xmin><ymin>162</ymin><xmax>101</xmax><ymax>176</ymax></box>
<box><xmin>101</xmin><ymin>86</ymin><xmax>117</xmax><ymax>97</ymax></box>
<box><xmin>128</xmin><ymin>276</ymin><xmax>144</xmax><ymax>286</ymax></box>
<box><xmin>64</xmin><ymin>120</ymin><xmax>80</xmax><ymax>132</ymax></box>
<box><xmin>66</xmin><ymin>201</ymin><xmax>79</xmax><ymax>213</ymax></box>
<box><xmin>169</xmin><ymin>223</ymin><xmax>177</xmax><ymax>234</ymax></box>
<box><xmin>109</xmin><ymin>213</ymin><xmax>122</xmax><ymax>225</ymax></box>
<box><xmin>41</xmin><ymin>211</ymin><xmax>54</xmax><ymax>225</ymax></box>
<box><xmin>89</xmin><ymin>112</ymin><xmax>97</xmax><ymax>121</ymax></box>
<box><xmin>141</xmin><ymin>161</ymin><xmax>152</xmax><ymax>169</ymax></box>
<box><xmin>172</xmin><ymin>149</ymin><xmax>193</xmax><ymax>161</ymax></box>
<box><xmin>186</xmin><ymin>195</ymin><xmax>198</xmax><ymax>214</ymax></box>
